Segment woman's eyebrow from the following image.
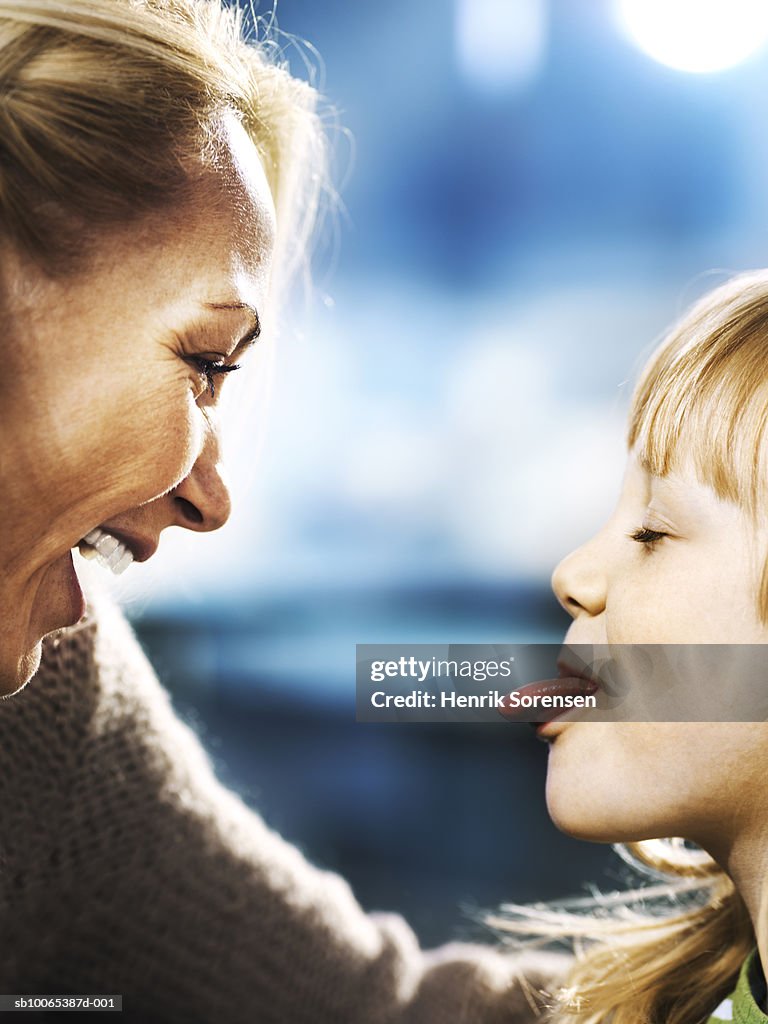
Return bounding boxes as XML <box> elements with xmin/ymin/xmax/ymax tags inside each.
<box><xmin>204</xmin><ymin>301</ymin><xmax>262</xmax><ymax>348</ymax></box>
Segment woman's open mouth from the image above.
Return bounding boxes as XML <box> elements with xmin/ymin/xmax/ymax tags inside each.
<box><xmin>44</xmin><ymin>526</ymin><xmax>146</xmax><ymax>635</ymax></box>
<box><xmin>76</xmin><ymin>527</ymin><xmax>134</xmax><ymax>575</ymax></box>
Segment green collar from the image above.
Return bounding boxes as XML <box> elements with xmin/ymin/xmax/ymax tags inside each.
<box><xmin>732</xmin><ymin>950</ymin><xmax>768</xmax><ymax>1023</ymax></box>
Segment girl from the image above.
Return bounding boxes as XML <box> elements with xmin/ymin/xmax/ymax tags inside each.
<box><xmin>504</xmin><ymin>269</ymin><xmax>768</xmax><ymax>1023</ymax></box>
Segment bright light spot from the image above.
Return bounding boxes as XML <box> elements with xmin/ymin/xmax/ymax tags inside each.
<box><xmin>456</xmin><ymin>0</ymin><xmax>547</xmax><ymax>93</ymax></box>
<box><xmin>616</xmin><ymin>0</ymin><xmax>768</xmax><ymax>73</ymax></box>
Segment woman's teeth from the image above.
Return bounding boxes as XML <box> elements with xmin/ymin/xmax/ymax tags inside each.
<box><xmin>78</xmin><ymin>528</ymin><xmax>134</xmax><ymax>575</ymax></box>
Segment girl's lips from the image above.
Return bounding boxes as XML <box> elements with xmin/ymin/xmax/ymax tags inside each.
<box><xmin>534</xmin><ymin>714</ymin><xmax>574</xmax><ymax>741</ymax></box>
<box><xmin>499</xmin><ymin>673</ymin><xmax>599</xmax><ymax>730</ymax></box>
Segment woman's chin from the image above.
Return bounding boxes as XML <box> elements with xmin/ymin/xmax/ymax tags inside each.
<box><xmin>0</xmin><ymin>551</ymin><xmax>87</xmax><ymax>696</ymax></box>
<box><xmin>0</xmin><ymin>624</ymin><xmax>44</xmax><ymax>696</ymax></box>
<box><xmin>29</xmin><ymin>551</ymin><xmax>86</xmax><ymax>637</ymax></box>
<box><xmin>0</xmin><ymin>642</ymin><xmax>44</xmax><ymax>697</ymax></box>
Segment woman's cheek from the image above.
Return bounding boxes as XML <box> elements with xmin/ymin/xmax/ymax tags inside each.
<box><xmin>129</xmin><ymin>385</ymin><xmax>204</xmax><ymax>502</ymax></box>
<box><xmin>79</xmin><ymin>373</ymin><xmax>203</xmax><ymax>516</ymax></box>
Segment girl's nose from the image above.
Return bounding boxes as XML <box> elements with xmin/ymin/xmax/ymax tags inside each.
<box><xmin>171</xmin><ymin>425</ymin><xmax>232</xmax><ymax>533</ymax></box>
<box><xmin>550</xmin><ymin>538</ymin><xmax>608</xmax><ymax>619</ymax></box>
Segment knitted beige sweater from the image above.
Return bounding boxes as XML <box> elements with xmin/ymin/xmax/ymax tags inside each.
<box><xmin>0</xmin><ymin>597</ymin><xmax>566</xmax><ymax>1023</ymax></box>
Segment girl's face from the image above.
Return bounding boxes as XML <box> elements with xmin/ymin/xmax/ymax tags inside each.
<box><xmin>0</xmin><ymin>114</ymin><xmax>275</xmax><ymax>694</ymax></box>
<box><xmin>545</xmin><ymin>452</ymin><xmax>768</xmax><ymax>856</ymax></box>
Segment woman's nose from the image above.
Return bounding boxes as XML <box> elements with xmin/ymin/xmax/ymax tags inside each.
<box><xmin>171</xmin><ymin>424</ymin><xmax>232</xmax><ymax>533</ymax></box>
<box><xmin>550</xmin><ymin>538</ymin><xmax>608</xmax><ymax>619</ymax></box>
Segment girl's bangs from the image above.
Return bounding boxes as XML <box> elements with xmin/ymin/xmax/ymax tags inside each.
<box><xmin>628</xmin><ymin>276</ymin><xmax>768</xmax><ymax>518</ymax></box>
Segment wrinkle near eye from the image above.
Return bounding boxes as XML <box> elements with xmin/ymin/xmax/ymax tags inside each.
<box><xmin>643</xmin><ymin>507</ymin><xmax>676</xmax><ymax>534</ymax></box>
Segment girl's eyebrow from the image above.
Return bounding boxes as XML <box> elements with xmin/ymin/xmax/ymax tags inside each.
<box><xmin>204</xmin><ymin>301</ymin><xmax>262</xmax><ymax>350</ymax></box>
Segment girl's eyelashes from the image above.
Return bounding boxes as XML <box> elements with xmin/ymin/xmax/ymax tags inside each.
<box><xmin>192</xmin><ymin>357</ymin><xmax>241</xmax><ymax>398</ymax></box>
<box><xmin>629</xmin><ymin>526</ymin><xmax>668</xmax><ymax>550</ymax></box>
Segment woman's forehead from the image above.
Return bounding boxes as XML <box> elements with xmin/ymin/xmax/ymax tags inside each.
<box><xmin>202</xmin><ymin>112</ymin><xmax>277</xmax><ymax>260</ymax></box>
<box><xmin>101</xmin><ymin>143</ymin><xmax>277</xmax><ymax>303</ymax></box>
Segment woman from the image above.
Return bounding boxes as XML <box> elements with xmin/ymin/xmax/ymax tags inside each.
<box><xmin>0</xmin><ymin>1</ymin><xmax>563</xmax><ymax>1020</ymax></box>
<box><xmin>0</xmin><ymin>0</ymin><xmax>310</xmax><ymax>693</ymax></box>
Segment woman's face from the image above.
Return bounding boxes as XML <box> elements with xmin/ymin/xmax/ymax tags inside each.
<box><xmin>546</xmin><ymin>451</ymin><xmax>768</xmax><ymax>858</ymax></box>
<box><xmin>0</xmin><ymin>114</ymin><xmax>275</xmax><ymax>693</ymax></box>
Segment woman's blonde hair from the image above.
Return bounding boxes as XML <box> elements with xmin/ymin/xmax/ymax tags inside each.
<box><xmin>0</xmin><ymin>0</ymin><xmax>328</xmax><ymax>286</ymax></box>
<box><xmin>495</xmin><ymin>273</ymin><xmax>768</xmax><ymax>1022</ymax></box>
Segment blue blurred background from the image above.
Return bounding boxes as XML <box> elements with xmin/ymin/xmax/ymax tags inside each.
<box><xmin>106</xmin><ymin>0</ymin><xmax>768</xmax><ymax>945</ymax></box>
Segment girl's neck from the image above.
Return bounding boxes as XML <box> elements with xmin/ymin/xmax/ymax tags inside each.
<box><xmin>709</xmin><ymin>825</ymin><xmax>768</xmax><ymax>977</ymax></box>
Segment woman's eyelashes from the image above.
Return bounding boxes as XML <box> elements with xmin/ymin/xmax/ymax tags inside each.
<box><xmin>629</xmin><ymin>526</ymin><xmax>668</xmax><ymax>550</ymax></box>
<box><xmin>192</xmin><ymin>357</ymin><xmax>241</xmax><ymax>398</ymax></box>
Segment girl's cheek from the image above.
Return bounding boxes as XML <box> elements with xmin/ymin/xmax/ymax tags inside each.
<box><xmin>606</xmin><ymin>585</ymin><xmax>666</xmax><ymax>645</ymax></box>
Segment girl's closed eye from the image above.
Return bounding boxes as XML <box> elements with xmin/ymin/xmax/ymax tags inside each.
<box><xmin>629</xmin><ymin>525</ymin><xmax>668</xmax><ymax>549</ymax></box>
<box><xmin>192</xmin><ymin>357</ymin><xmax>241</xmax><ymax>398</ymax></box>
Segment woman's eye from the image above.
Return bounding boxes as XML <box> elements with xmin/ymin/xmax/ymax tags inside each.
<box><xmin>629</xmin><ymin>526</ymin><xmax>668</xmax><ymax>549</ymax></box>
<box><xmin>192</xmin><ymin>357</ymin><xmax>241</xmax><ymax>398</ymax></box>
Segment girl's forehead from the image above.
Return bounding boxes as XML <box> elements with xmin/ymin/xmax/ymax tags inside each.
<box><xmin>627</xmin><ymin>450</ymin><xmax>741</xmax><ymax>517</ymax></box>
<box><xmin>629</xmin><ymin>381</ymin><xmax>766</xmax><ymax>514</ymax></box>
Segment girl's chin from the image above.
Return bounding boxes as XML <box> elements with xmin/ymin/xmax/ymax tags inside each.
<box><xmin>545</xmin><ymin>769</ymin><xmax>672</xmax><ymax>845</ymax></box>
<box><xmin>544</xmin><ymin>738</ymin><xmax>642</xmax><ymax>842</ymax></box>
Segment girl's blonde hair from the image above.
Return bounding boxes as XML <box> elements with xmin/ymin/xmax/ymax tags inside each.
<box><xmin>493</xmin><ymin>839</ymin><xmax>751</xmax><ymax>1024</ymax></box>
<box><xmin>496</xmin><ymin>272</ymin><xmax>768</xmax><ymax>1022</ymax></box>
<box><xmin>0</xmin><ymin>0</ymin><xmax>328</xmax><ymax>286</ymax></box>
<box><xmin>629</xmin><ymin>269</ymin><xmax>768</xmax><ymax>622</ymax></box>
